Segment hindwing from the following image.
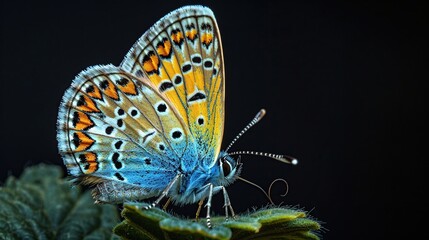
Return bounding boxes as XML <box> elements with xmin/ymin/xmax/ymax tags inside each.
<box><xmin>57</xmin><ymin>65</ymin><xmax>197</xmax><ymax>190</ymax></box>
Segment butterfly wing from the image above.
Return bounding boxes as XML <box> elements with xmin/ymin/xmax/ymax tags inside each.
<box><xmin>121</xmin><ymin>6</ymin><xmax>225</xmax><ymax>168</ymax></box>
<box><xmin>57</xmin><ymin>65</ymin><xmax>196</xmax><ymax>200</ymax></box>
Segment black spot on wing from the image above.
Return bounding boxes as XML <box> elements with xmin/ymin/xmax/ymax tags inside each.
<box><xmin>172</xmin><ymin>130</ymin><xmax>182</xmax><ymax>139</ymax></box>
<box><xmin>72</xmin><ymin>112</ymin><xmax>79</xmax><ymax>127</ymax></box>
<box><xmin>182</xmin><ymin>63</ymin><xmax>192</xmax><ymax>73</ymax></box>
<box><xmin>116</xmin><ymin>78</ymin><xmax>129</xmax><ymax>86</ymax></box>
<box><xmin>100</xmin><ymin>80</ymin><xmax>109</xmax><ymax>90</ymax></box>
<box><xmin>157</xmin><ymin>103</ymin><xmax>167</xmax><ymax>113</ymax></box>
<box><xmin>76</xmin><ymin>95</ymin><xmax>85</xmax><ymax>107</ymax></box>
<box><xmin>186</xmin><ymin>23</ymin><xmax>196</xmax><ymax>30</ymax></box>
<box><xmin>78</xmin><ymin>154</ymin><xmax>90</xmax><ymax>170</ymax></box>
<box><xmin>192</xmin><ymin>55</ymin><xmax>202</xmax><ymax>64</ymax></box>
<box><xmin>131</xmin><ymin>109</ymin><xmax>138</xmax><ymax>117</ymax></box>
<box><xmin>105</xmin><ymin>126</ymin><xmax>114</xmax><ymax>135</ymax></box>
<box><xmin>114</xmin><ymin>141</ymin><xmax>123</xmax><ymax>149</ymax></box>
<box><xmin>159</xmin><ymin>143</ymin><xmax>165</xmax><ymax>151</ymax></box>
<box><xmin>117</xmin><ymin>119</ymin><xmax>123</xmax><ymax>127</ymax></box>
<box><xmin>204</xmin><ymin>59</ymin><xmax>213</xmax><ymax>68</ymax></box>
<box><xmin>112</xmin><ymin>152</ymin><xmax>122</xmax><ymax>169</ymax></box>
<box><xmin>85</xmin><ymin>85</ymin><xmax>95</xmax><ymax>93</ymax></box>
<box><xmin>72</xmin><ymin>133</ymin><xmax>80</xmax><ymax>148</ymax></box>
<box><xmin>201</xmin><ymin>23</ymin><xmax>212</xmax><ymax>30</ymax></box>
<box><xmin>159</xmin><ymin>81</ymin><xmax>174</xmax><ymax>92</ymax></box>
<box><xmin>174</xmin><ymin>76</ymin><xmax>182</xmax><ymax>85</ymax></box>
<box><xmin>198</xmin><ymin>117</ymin><xmax>204</xmax><ymax>125</ymax></box>
<box><xmin>188</xmin><ymin>92</ymin><xmax>206</xmax><ymax>102</ymax></box>
<box><xmin>114</xmin><ymin>172</ymin><xmax>125</xmax><ymax>181</ymax></box>
<box><xmin>142</xmin><ymin>131</ymin><xmax>155</xmax><ymax>144</ymax></box>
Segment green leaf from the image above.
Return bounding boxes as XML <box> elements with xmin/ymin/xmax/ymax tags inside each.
<box><xmin>0</xmin><ymin>164</ymin><xmax>120</xmax><ymax>240</ymax></box>
<box><xmin>113</xmin><ymin>203</ymin><xmax>321</xmax><ymax>240</ymax></box>
<box><xmin>0</xmin><ymin>164</ymin><xmax>322</xmax><ymax>239</ymax></box>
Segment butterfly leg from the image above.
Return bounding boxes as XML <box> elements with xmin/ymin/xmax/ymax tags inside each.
<box><xmin>205</xmin><ymin>184</ymin><xmax>214</xmax><ymax>228</ymax></box>
<box><xmin>144</xmin><ymin>173</ymin><xmax>181</xmax><ymax>210</ymax></box>
<box><xmin>222</xmin><ymin>186</ymin><xmax>236</xmax><ymax>221</ymax></box>
<box><xmin>204</xmin><ymin>185</ymin><xmax>225</xmax><ymax>228</ymax></box>
<box><xmin>195</xmin><ymin>198</ymin><xmax>205</xmax><ymax>221</ymax></box>
<box><xmin>162</xmin><ymin>197</ymin><xmax>172</xmax><ymax>211</ymax></box>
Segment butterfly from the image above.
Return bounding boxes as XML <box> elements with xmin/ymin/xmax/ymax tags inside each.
<box><xmin>57</xmin><ymin>5</ymin><xmax>297</xmax><ymax>228</ymax></box>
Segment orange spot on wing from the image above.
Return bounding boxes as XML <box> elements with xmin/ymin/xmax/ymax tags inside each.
<box><xmin>186</xmin><ymin>29</ymin><xmax>198</xmax><ymax>41</ymax></box>
<box><xmin>157</xmin><ymin>39</ymin><xmax>172</xmax><ymax>58</ymax></box>
<box><xmin>101</xmin><ymin>79</ymin><xmax>119</xmax><ymax>100</ymax></box>
<box><xmin>143</xmin><ymin>52</ymin><xmax>160</xmax><ymax>74</ymax></box>
<box><xmin>74</xmin><ymin>112</ymin><xmax>94</xmax><ymax>130</ymax></box>
<box><xmin>83</xmin><ymin>152</ymin><xmax>98</xmax><ymax>174</ymax></box>
<box><xmin>117</xmin><ymin>78</ymin><xmax>137</xmax><ymax>95</ymax></box>
<box><xmin>171</xmin><ymin>30</ymin><xmax>184</xmax><ymax>45</ymax></box>
<box><xmin>86</xmin><ymin>84</ymin><xmax>102</xmax><ymax>100</ymax></box>
<box><xmin>76</xmin><ymin>95</ymin><xmax>100</xmax><ymax>113</ymax></box>
<box><xmin>74</xmin><ymin>132</ymin><xmax>95</xmax><ymax>151</ymax></box>
<box><xmin>201</xmin><ymin>33</ymin><xmax>213</xmax><ymax>47</ymax></box>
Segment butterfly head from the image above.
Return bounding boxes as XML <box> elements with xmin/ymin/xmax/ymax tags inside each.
<box><xmin>217</xmin><ymin>151</ymin><xmax>242</xmax><ymax>185</ymax></box>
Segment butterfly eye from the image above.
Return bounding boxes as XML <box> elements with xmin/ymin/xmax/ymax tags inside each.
<box><xmin>221</xmin><ymin>158</ymin><xmax>232</xmax><ymax>177</ymax></box>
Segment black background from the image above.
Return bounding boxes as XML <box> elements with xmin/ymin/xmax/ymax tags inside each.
<box><xmin>1</xmin><ymin>0</ymin><xmax>427</xmax><ymax>239</ymax></box>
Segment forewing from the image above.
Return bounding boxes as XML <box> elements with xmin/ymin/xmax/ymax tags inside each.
<box><xmin>121</xmin><ymin>6</ymin><xmax>225</xmax><ymax>167</ymax></box>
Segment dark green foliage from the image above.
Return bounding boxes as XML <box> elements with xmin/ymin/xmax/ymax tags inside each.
<box><xmin>114</xmin><ymin>203</ymin><xmax>321</xmax><ymax>240</ymax></box>
<box><xmin>0</xmin><ymin>164</ymin><xmax>120</xmax><ymax>240</ymax></box>
<box><xmin>0</xmin><ymin>164</ymin><xmax>322</xmax><ymax>239</ymax></box>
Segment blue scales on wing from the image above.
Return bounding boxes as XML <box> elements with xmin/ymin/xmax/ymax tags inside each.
<box><xmin>121</xmin><ymin>6</ymin><xmax>225</xmax><ymax>169</ymax></box>
<box><xmin>57</xmin><ymin>65</ymin><xmax>195</xmax><ymax>202</ymax></box>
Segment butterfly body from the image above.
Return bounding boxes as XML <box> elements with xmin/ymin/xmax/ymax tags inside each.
<box><xmin>57</xmin><ymin>6</ymin><xmax>243</xmax><ymax>208</ymax></box>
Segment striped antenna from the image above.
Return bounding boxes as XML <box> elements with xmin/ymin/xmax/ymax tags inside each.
<box><xmin>225</xmin><ymin>109</ymin><xmax>266</xmax><ymax>152</ymax></box>
<box><xmin>228</xmin><ymin>151</ymin><xmax>298</xmax><ymax>165</ymax></box>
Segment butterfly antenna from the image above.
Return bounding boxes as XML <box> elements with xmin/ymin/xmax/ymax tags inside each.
<box><xmin>237</xmin><ymin>176</ymin><xmax>274</xmax><ymax>204</ymax></box>
<box><xmin>228</xmin><ymin>151</ymin><xmax>298</xmax><ymax>165</ymax></box>
<box><xmin>268</xmin><ymin>178</ymin><xmax>289</xmax><ymax>200</ymax></box>
<box><xmin>237</xmin><ymin>177</ymin><xmax>290</xmax><ymax>205</ymax></box>
<box><xmin>225</xmin><ymin>109</ymin><xmax>267</xmax><ymax>153</ymax></box>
